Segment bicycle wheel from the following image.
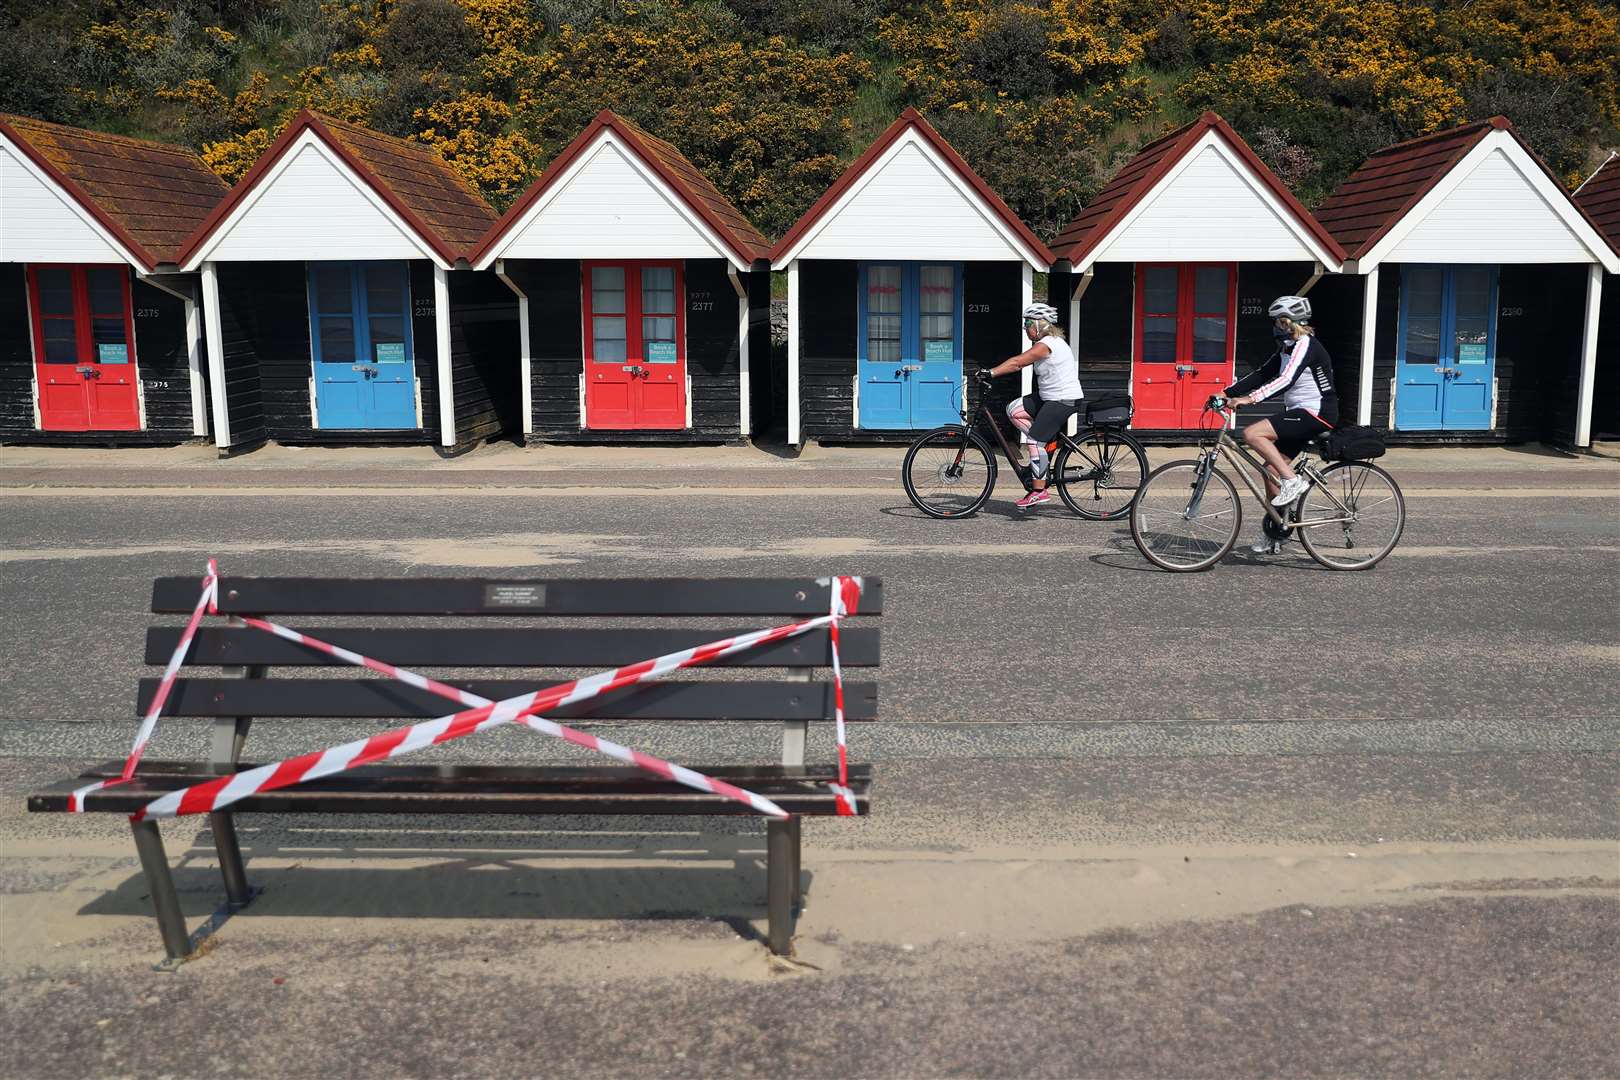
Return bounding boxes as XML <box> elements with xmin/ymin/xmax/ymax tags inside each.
<box><xmin>1054</xmin><ymin>428</ymin><xmax>1148</xmax><ymax>520</ymax></box>
<box><xmin>902</xmin><ymin>426</ymin><xmax>997</xmax><ymax>519</ymax></box>
<box><xmin>1130</xmin><ymin>459</ymin><xmax>1242</xmax><ymax>572</ymax></box>
<box><xmin>1296</xmin><ymin>461</ymin><xmax>1405</xmax><ymax>570</ymax></box>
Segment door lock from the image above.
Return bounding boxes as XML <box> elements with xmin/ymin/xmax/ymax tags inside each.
<box><xmin>1174</xmin><ymin>365</ymin><xmax>1197</xmax><ymax>375</ymax></box>
<box><xmin>900</xmin><ymin>364</ymin><xmax>923</xmax><ymax>373</ymax></box>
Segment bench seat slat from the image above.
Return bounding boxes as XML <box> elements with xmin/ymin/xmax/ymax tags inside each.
<box><xmin>156</xmin><ymin>577</ymin><xmax>884</xmax><ymax>617</ymax></box>
<box><xmin>148</xmin><ymin>627</ymin><xmax>880</xmax><ymax>668</ymax></box>
<box><xmin>30</xmin><ymin>762</ymin><xmax>873</xmax><ymax>817</ymax></box>
<box><xmin>137</xmin><ymin>678</ymin><xmax>879</xmax><ymax>721</ymax></box>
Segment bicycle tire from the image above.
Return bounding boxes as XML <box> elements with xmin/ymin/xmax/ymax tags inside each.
<box><xmin>1130</xmin><ymin>459</ymin><xmax>1242</xmax><ymax>572</ymax></box>
<box><xmin>1296</xmin><ymin>460</ymin><xmax>1406</xmax><ymax>570</ymax></box>
<box><xmin>902</xmin><ymin>426</ymin><xmax>997</xmax><ymax>519</ymax></box>
<box><xmin>1054</xmin><ymin>428</ymin><xmax>1149</xmax><ymax>521</ymax></box>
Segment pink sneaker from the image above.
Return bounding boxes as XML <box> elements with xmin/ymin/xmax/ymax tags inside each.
<box><xmin>1016</xmin><ymin>488</ymin><xmax>1051</xmax><ymax>509</ymax></box>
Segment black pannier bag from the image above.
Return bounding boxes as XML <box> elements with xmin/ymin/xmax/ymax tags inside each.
<box><xmin>1085</xmin><ymin>393</ymin><xmax>1132</xmax><ymax>427</ymax></box>
<box><xmin>1325</xmin><ymin>424</ymin><xmax>1387</xmax><ymax>461</ymax></box>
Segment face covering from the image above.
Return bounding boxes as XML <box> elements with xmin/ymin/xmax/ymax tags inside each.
<box><xmin>1272</xmin><ymin>324</ymin><xmax>1293</xmax><ymax>348</ymax></box>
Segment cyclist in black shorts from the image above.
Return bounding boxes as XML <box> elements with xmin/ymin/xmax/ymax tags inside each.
<box><xmin>1225</xmin><ymin>295</ymin><xmax>1338</xmax><ymax>554</ymax></box>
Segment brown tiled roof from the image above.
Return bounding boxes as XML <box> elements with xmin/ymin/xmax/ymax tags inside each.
<box><xmin>471</xmin><ymin>110</ymin><xmax>770</xmax><ymax>268</ymax></box>
<box><xmin>1572</xmin><ymin>152</ymin><xmax>1620</xmax><ymax>254</ymax></box>
<box><xmin>1313</xmin><ymin>120</ymin><xmax>1495</xmax><ymax>259</ymax></box>
<box><xmin>177</xmin><ymin>110</ymin><xmax>498</xmax><ymax>267</ymax></box>
<box><xmin>769</xmin><ymin>108</ymin><xmax>1053</xmax><ymax>267</ymax></box>
<box><xmin>316</xmin><ymin>113</ymin><xmax>498</xmax><ymax>254</ymax></box>
<box><xmin>1051</xmin><ymin>112</ymin><xmax>1344</xmax><ymax>268</ymax></box>
<box><xmin>0</xmin><ymin>114</ymin><xmax>227</xmax><ymax>270</ymax></box>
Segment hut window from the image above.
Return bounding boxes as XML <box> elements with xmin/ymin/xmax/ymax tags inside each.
<box><xmin>859</xmin><ymin>263</ymin><xmax>961</xmax><ymax>365</ymax></box>
<box><xmin>583</xmin><ymin>262</ymin><xmax>684</xmax><ymax>364</ymax></box>
<box><xmin>306</xmin><ymin>261</ymin><xmax>412</xmax><ymax>366</ymax></box>
<box><xmin>25</xmin><ymin>265</ymin><xmax>134</xmax><ymax>365</ymax></box>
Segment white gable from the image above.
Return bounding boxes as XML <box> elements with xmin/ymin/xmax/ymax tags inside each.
<box><xmin>189</xmin><ymin>131</ymin><xmax>438</xmax><ymax>267</ymax></box>
<box><xmin>1</xmin><ymin>136</ymin><xmax>135</xmax><ymax>265</ymax></box>
<box><xmin>1385</xmin><ymin>140</ymin><xmax>1598</xmax><ymax>265</ymax></box>
<box><xmin>1089</xmin><ymin>133</ymin><xmax>1333</xmax><ymax>268</ymax></box>
<box><xmin>486</xmin><ymin>137</ymin><xmax>731</xmax><ymax>264</ymax></box>
<box><xmin>778</xmin><ymin>131</ymin><xmax>1042</xmax><ymax>266</ymax></box>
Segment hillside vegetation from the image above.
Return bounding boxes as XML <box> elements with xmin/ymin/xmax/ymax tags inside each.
<box><xmin>3</xmin><ymin>0</ymin><xmax>1616</xmax><ymax>241</ymax></box>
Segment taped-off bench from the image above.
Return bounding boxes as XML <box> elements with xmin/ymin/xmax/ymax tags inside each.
<box><xmin>27</xmin><ymin>575</ymin><xmax>880</xmax><ymax>958</ymax></box>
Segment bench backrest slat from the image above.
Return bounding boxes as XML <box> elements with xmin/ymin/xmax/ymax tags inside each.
<box><xmin>154</xmin><ymin>577</ymin><xmax>884</xmax><ymax>616</ymax></box>
<box><xmin>148</xmin><ymin>627</ymin><xmax>880</xmax><ymax>668</ymax></box>
<box><xmin>137</xmin><ymin>678</ymin><xmax>880</xmax><ymax>721</ymax></box>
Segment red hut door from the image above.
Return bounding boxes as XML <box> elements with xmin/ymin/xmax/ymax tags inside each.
<box><xmin>28</xmin><ymin>265</ymin><xmax>141</xmax><ymax>432</ymax></box>
<box><xmin>1132</xmin><ymin>264</ymin><xmax>1235</xmax><ymax>429</ymax></box>
<box><xmin>583</xmin><ymin>261</ymin><xmax>686</xmax><ymax>430</ymax></box>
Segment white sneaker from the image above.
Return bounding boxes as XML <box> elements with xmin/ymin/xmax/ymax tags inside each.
<box><xmin>1271</xmin><ymin>475</ymin><xmax>1310</xmax><ymax>506</ymax></box>
<box><xmin>1249</xmin><ymin>538</ymin><xmax>1282</xmax><ymax>555</ymax></box>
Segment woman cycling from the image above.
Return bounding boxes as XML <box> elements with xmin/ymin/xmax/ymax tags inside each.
<box><xmin>978</xmin><ymin>303</ymin><xmax>1084</xmax><ymax>509</ymax></box>
<box><xmin>1224</xmin><ymin>295</ymin><xmax>1338</xmax><ymax>554</ymax></box>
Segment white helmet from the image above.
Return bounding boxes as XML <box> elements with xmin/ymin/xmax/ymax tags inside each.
<box><xmin>1268</xmin><ymin>295</ymin><xmax>1312</xmax><ymax>322</ymax></box>
<box><xmin>1023</xmin><ymin>303</ymin><xmax>1060</xmax><ymax>324</ymax></box>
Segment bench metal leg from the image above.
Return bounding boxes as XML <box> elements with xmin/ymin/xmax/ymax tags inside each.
<box><xmin>767</xmin><ymin>819</ymin><xmax>797</xmax><ymax>955</ymax></box>
<box><xmin>209</xmin><ymin>811</ymin><xmax>253</xmax><ymax>907</ymax></box>
<box><xmin>788</xmin><ymin>816</ymin><xmax>802</xmax><ymax>909</ymax></box>
<box><xmin>130</xmin><ymin>819</ymin><xmax>190</xmax><ymax>960</ymax></box>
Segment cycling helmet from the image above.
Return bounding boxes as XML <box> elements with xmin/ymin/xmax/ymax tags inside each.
<box><xmin>1023</xmin><ymin>303</ymin><xmax>1060</xmax><ymax>324</ymax></box>
<box><xmin>1267</xmin><ymin>295</ymin><xmax>1312</xmax><ymax>322</ymax></box>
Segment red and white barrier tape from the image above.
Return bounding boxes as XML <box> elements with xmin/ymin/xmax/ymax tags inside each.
<box><xmin>205</xmin><ymin>611</ymin><xmax>803</xmax><ymax>817</ymax></box>
<box><xmin>823</xmin><ymin>575</ymin><xmax>862</xmax><ymax>816</ymax></box>
<box><xmin>68</xmin><ymin>560</ymin><xmax>219</xmax><ymax>812</ymax></box>
<box><xmin>126</xmin><ymin>572</ymin><xmax>867</xmax><ymax>822</ymax></box>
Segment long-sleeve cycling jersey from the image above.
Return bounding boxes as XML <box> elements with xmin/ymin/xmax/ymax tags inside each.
<box><xmin>1225</xmin><ymin>334</ymin><xmax>1338</xmax><ymax>415</ymax></box>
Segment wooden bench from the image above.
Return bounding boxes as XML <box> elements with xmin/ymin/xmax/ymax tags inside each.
<box><xmin>28</xmin><ymin>575</ymin><xmax>880</xmax><ymax>959</ymax></box>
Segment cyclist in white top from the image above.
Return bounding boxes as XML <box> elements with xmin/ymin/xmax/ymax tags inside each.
<box><xmin>978</xmin><ymin>303</ymin><xmax>1084</xmax><ymax>509</ymax></box>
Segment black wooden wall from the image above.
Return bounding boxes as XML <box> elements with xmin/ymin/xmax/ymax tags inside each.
<box><xmin>799</xmin><ymin>259</ymin><xmax>858</xmax><ymax>439</ymax></box>
<box><xmin>0</xmin><ymin>266</ymin><xmax>30</xmax><ymax>437</ymax></box>
<box><xmin>1593</xmin><ymin>279</ymin><xmax>1620</xmax><ymax>441</ymax></box>
<box><xmin>512</xmin><ymin>257</ymin><xmax>747</xmax><ymax>443</ymax></box>
<box><xmin>0</xmin><ymin>266</ymin><xmax>201</xmax><ymax>444</ymax></box>
<box><xmin>446</xmin><ymin>269</ymin><xmax>520</xmax><ymax>446</ymax></box>
<box><xmin>801</xmin><ymin>260</ymin><xmax>1021</xmax><ymax>440</ymax></box>
<box><xmin>962</xmin><ymin>261</ymin><xmax>1023</xmax><ymax>429</ymax></box>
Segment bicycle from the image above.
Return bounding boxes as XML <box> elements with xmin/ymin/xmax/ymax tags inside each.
<box><xmin>1129</xmin><ymin>396</ymin><xmax>1405</xmax><ymax>572</ymax></box>
<box><xmin>901</xmin><ymin>370</ymin><xmax>1149</xmax><ymax>520</ymax></box>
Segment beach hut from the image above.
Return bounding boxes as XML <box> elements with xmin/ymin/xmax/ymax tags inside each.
<box><xmin>770</xmin><ymin>109</ymin><xmax>1054</xmax><ymax>445</ymax></box>
<box><xmin>175</xmin><ymin>110</ymin><xmax>518</xmax><ymax>452</ymax></box>
<box><xmin>0</xmin><ymin>115</ymin><xmax>224</xmax><ymax>443</ymax></box>
<box><xmin>468</xmin><ymin>111</ymin><xmax>770</xmax><ymax>443</ymax></box>
<box><xmin>1045</xmin><ymin>112</ymin><xmax>1346</xmax><ymax>440</ymax></box>
<box><xmin>1312</xmin><ymin>117</ymin><xmax>1619</xmax><ymax>445</ymax></box>
<box><xmin>1571</xmin><ymin>152</ymin><xmax>1620</xmax><ymax>443</ymax></box>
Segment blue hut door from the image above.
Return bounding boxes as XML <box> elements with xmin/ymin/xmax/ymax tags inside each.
<box><xmin>858</xmin><ymin>262</ymin><xmax>962</xmax><ymax>429</ymax></box>
<box><xmin>308</xmin><ymin>261</ymin><xmax>417</xmax><ymax>430</ymax></box>
<box><xmin>1396</xmin><ymin>265</ymin><xmax>1496</xmax><ymax>431</ymax></box>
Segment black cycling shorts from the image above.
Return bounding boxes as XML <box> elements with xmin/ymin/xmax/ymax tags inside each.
<box><xmin>1271</xmin><ymin>406</ymin><xmax>1336</xmax><ymax>456</ymax></box>
<box><xmin>1018</xmin><ymin>392</ymin><xmax>1080</xmax><ymax>443</ymax></box>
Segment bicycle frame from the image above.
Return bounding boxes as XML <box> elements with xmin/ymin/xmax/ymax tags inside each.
<box><xmin>960</xmin><ymin>396</ymin><xmax>1113</xmax><ymax>478</ymax></box>
<box><xmin>1191</xmin><ymin>407</ymin><xmax>1358</xmax><ymax>530</ymax></box>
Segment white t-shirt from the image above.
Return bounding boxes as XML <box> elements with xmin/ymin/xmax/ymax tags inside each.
<box><xmin>1032</xmin><ymin>335</ymin><xmax>1083</xmax><ymax>401</ymax></box>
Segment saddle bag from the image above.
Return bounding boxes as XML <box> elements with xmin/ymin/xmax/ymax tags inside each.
<box><xmin>1085</xmin><ymin>393</ymin><xmax>1132</xmax><ymax>427</ymax></box>
<box><xmin>1324</xmin><ymin>424</ymin><xmax>1387</xmax><ymax>461</ymax></box>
